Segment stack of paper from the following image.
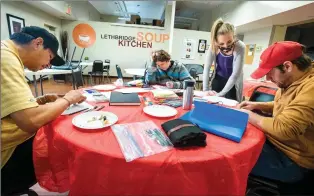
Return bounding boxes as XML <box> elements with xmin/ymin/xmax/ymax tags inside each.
<box><xmin>61</xmin><ymin>102</ymin><xmax>93</xmax><ymax>115</ymax></box>
<box><xmin>151</xmin><ymin>90</ymin><xmax>179</xmax><ymax>99</ymax></box>
<box><xmin>201</xmin><ymin>96</ymin><xmax>239</xmax><ymax>107</ymax></box>
<box><xmin>193</xmin><ymin>90</ymin><xmax>208</xmax><ymax>97</ymax></box>
<box><xmin>83</xmin><ymin>92</ymin><xmax>111</xmax><ymax>102</ymax></box>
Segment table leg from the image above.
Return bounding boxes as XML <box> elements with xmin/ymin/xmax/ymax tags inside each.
<box><xmin>33</xmin><ymin>75</ymin><xmax>38</xmax><ymax>97</ymax></box>
<box><xmin>40</xmin><ymin>75</ymin><xmax>44</xmax><ymax>95</ymax></box>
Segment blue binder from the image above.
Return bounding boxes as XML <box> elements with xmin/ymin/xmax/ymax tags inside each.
<box><xmin>180</xmin><ymin>101</ymin><xmax>249</xmax><ymax>142</ymax></box>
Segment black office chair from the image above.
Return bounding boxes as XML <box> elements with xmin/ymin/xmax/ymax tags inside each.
<box><xmin>103</xmin><ymin>59</ymin><xmax>111</xmax><ymax>83</ymax></box>
<box><xmin>189</xmin><ymin>68</ymin><xmax>197</xmax><ymax>79</ymax></box>
<box><xmin>2</xmin><ymin>188</ymin><xmax>39</xmax><ymax>196</ymax></box>
<box><xmin>249</xmin><ymin>86</ymin><xmax>277</xmax><ymax>102</ymax></box>
<box><xmin>88</xmin><ymin>60</ymin><xmax>105</xmax><ymax>85</ymax></box>
<box><xmin>73</xmin><ymin>68</ymin><xmax>85</xmax><ymax>89</ymax></box>
<box><xmin>184</xmin><ymin>64</ymin><xmax>203</xmax><ymax>89</ymax></box>
<box><xmin>247</xmin><ymin>85</ymin><xmax>314</xmax><ymax>196</ymax></box>
<box><xmin>249</xmin><ymin>85</ymin><xmax>277</xmax><ymax>117</ymax></box>
<box><xmin>247</xmin><ymin>171</ymin><xmax>314</xmax><ymax>196</ymax></box>
<box><xmin>116</xmin><ymin>64</ymin><xmax>123</xmax><ymax>79</ymax></box>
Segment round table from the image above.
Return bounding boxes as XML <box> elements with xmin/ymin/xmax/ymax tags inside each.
<box><xmin>33</xmin><ymin>92</ymin><xmax>265</xmax><ymax>196</ymax></box>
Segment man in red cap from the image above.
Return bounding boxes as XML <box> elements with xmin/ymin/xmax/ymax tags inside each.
<box><xmin>238</xmin><ymin>41</ymin><xmax>314</xmax><ymax>183</ymax></box>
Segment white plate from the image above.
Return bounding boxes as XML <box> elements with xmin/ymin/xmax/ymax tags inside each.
<box><xmin>93</xmin><ymin>85</ymin><xmax>116</xmax><ymax>91</ymax></box>
<box><xmin>114</xmin><ymin>88</ymin><xmax>150</xmax><ymax>94</ymax></box>
<box><xmin>72</xmin><ymin>111</ymin><xmax>118</xmax><ymax>129</ymax></box>
<box><xmin>143</xmin><ymin>105</ymin><xmax>178</xmax><ymax>118</ymax></box>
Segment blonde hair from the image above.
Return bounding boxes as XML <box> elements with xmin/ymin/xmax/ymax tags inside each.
<box><xmin>210</xmin><ymin>18</ymin><xmax>235</xmax><ymax>52</ymax></box>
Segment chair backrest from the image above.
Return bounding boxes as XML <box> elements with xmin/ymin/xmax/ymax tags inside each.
<box><xmin>103</xmin><ymin>59</ymin><xmax>110</xmax><ymax>71</ymax></box>
<box><xmin>73</xmin><ymin>68</ymin><xmax>84</xmax><ymax>88</ymax></box>
<box><xmin>103</xmin><ymin>64</ymin><xmax>110</xmax><ymax>71</ymax></box>
<box><xmin>184</xmin><ymin>64</ymin><xmax>204</xmax><ymax>75</ymax></box>
<box><xmin>116</xmin><ymin>65</ymin><xmax>123</xmax><ymax>79</ymax></box>
<box><xmin>189</xmin><ymin>68</ymin><xmax>197</xmax><ymax>79</ymax></box>
<box><xmin>92</xmin><ymin>60</ymin><xmax>104</xmax><ymax>72</ymax></box>
<box><xmin>249</xmin><ymin>86</ymin><xmax>277</xmax><ymax>102</ymax></box>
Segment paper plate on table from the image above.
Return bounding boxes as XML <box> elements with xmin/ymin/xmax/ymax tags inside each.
<box><xmin>72</xmin><ymin>111</ymin><xmax>118</xmax><ymax>130</ymax></box>
<box><xmin>93</xmin><ymin>85</ymin><xmax>116</xmax><ymax>91</ymax></box>
<box><xmin>114</xmin><ymin>87</ymin><xmax>150</xmax><ymax>94</ymax></box>
<box><xmin>143</xmin><ymin>105</ymin><xmax>178</xmax><ymax>118</ymax></box>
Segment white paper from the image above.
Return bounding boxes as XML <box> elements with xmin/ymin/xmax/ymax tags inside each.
<box><xmin>201</xmin><ymin>96</ymin><xmax>239</xmax><ymax>107</ymax></box>
<box><xmin>114</xmin><ymin>88</ymin><xmax>150</xmax><ymax>94</ymax></box>
<box><xmin>62</xmin><ymin>102</ymin><xmax>93</xmax><ymax>115</ymax></box>
<box><xmin>152</xmin><ymin>85</ymin><xmax>169</xmax><ymax>90</ymax></box>
<box><xmin>248</xmin><ymin>51</ymin><xmax>253</xmax><ymax>56</ymax></box>
<box><xmin>193</xmin><ymin>90</ymin><xmax>208</xmax><ymax>97</ymax></box>
<box><xmin>83</xmin><ymin>92</ymin><xmax>111</xmax><ymax>102</ymax></box>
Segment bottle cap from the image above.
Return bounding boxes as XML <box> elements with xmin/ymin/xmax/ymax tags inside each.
<box><xmin>184</xmin><ymin>80</ymin><xmax>195</xmax><ymax>88</ymax></box>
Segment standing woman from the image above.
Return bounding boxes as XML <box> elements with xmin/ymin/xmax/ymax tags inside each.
<box><xmin>203</xmin><ymin>18</ymin><xmax>245</xmax><ymax>102</ymax></box>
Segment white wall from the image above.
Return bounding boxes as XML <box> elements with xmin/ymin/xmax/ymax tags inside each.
<box><xmin>61</xmin><ymin>4</ymin><xmax>174</xmax><ymax>77</ymax></box>
<box><xmin>1</xmin><ymin>1</ymin><xmax>62</xmax><ymax>41</ymax></box>
<box><xmin>243</xmin><ymin>26</ymin><xmax>273</xmax><ymax>80</ymax></box>
<box><xmin>69</xmin><ymin>1</ymin><xmax>101</xmax><ymax>21</ymax></box>
<box><xmin>171</xmin><ymin>29</ymin><xmax>210</xmax><ymax>65</ymax></box>
<box><xmin>211</xmin><ymin>1</ymin><xmax>313</xmax><ymax>28</ymax></box>
<box><xmin>62</xmin><ymin>20</ymin><xmax>171</xmax><ymax>77</ymax></box>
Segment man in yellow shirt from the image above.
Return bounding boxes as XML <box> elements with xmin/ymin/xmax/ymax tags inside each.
<box><xmin>238</xmin><ymin>41</ymin><xmax>314</xmax><ymax>183</ymax></box>
<box><xmin>1</xmin><ymin>26</ymin><xmax>86</xmax><ymax>195</ymax></box>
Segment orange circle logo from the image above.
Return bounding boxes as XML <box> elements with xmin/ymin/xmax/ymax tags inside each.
<box><xmin>72</xmin><ymin>23</ymin><xmax>96</xmax><ymax>48</ymax></box>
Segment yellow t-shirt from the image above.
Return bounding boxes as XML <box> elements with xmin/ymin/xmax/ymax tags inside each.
<box><xmin>1</xmin><ymin>40</ymin><xmax>39</xmax><ymax>168</ymax></box>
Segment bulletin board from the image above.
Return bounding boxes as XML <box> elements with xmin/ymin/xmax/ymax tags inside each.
<box><xmin>245</xmin><ymin>44</ymin><xmax>256</xmax><ymax>65</ymax></box>
<box><xmin>181</xmin><ymin>39</ymin><xmax>196</xmax><ymax>60</ymax></box>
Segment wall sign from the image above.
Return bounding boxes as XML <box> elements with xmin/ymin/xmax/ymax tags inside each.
<box><xmin>100</xmin><ymin>32</ymin><xmax>169</xmax><ymax>48</ymax></box>
<box><xmin>72</xmin><ymin>23</ymin><xmax>169</xmax><ymax>49</ymax></box>
<box><xmin>72</xmin><ymin>23</ymin><xmax>96</xmax><ymax>48</ymax></box>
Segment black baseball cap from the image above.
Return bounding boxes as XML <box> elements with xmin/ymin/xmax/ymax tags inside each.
<box><xmin>11</xmin><ymin>26</ymin><xmax>65</xmax><ymax>66</ymax></box>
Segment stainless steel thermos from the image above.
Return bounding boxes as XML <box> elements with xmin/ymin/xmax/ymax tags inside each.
<box><xmin>182</xmin><ymin>80</ymin><xmax>195</xmax><ymax>110</ymax></box>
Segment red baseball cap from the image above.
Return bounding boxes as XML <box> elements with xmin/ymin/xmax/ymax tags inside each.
<box><xmin>251</xmin><ymin>41</ymin><xmax>303</xmax><ymax>79</ymax></box>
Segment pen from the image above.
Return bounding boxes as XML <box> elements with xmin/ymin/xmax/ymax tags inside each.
<box><xmin>95</xmin><ymin>105</ymin><xmax>105</xmax><ymax>111</ymax></box>
<box><xmin>69</xmin><ymin>108</ymin><xmax>90</xmax><ymax>115</ymax></box>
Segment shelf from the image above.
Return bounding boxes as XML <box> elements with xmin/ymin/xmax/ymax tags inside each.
<box><xmin>110</xmin><ymin>23</ymin><xmax>166</xmax><ymax>30</ymax></box>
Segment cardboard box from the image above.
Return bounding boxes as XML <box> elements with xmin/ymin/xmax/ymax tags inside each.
<box><xmin>131</xmin><ymin>15</ymin><xmax>140</xmax><ymax>22</ymax></box>
<box><xmin>153</xmin><ymin>19</ymin><xmax>162</xmax><ymax>26</ymax></box>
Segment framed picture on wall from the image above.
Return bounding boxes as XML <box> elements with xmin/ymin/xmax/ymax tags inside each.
<box><xmin>7</xmin><ymin>14</ymin><xmax>25</xmax><ymax>36</ymax></box>
<box><xmin>198</xmin><ymin>39</ymin><xmax>207</xmax><ymax>53</ymax></box>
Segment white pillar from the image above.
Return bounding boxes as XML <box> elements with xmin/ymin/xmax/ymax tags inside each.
<box><xmin>168</xmin><ymin>1</ymin><xmax>176</xmax><ymax>55</ymax></box>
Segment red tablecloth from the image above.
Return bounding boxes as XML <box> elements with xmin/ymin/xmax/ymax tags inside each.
<box><xmin>243</xmin><ymin>80</ymin><xmax>278</xmax><ymax>98</ymax></box>
<box><xmin>33</xmin><ymin>92</ymin><xmax>265</xmax><ymax>196</ymax></box>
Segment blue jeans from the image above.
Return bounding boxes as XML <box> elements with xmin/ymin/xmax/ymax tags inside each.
<box><xmin>251</xmin><ymin>140</ymin><xmax>309</xmax><ymax>183</ymax></box>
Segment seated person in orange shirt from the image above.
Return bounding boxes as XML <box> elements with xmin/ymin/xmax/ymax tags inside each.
<box><xmin>237</xmin><ymin>41</ymin><xmax>314</xmax><ymax>183</ymax></box>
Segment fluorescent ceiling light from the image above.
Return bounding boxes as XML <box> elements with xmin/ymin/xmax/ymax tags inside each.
<box><xmin>118</xmin><ymin>17</ymin><xmax>130</xmax><ymax>20</ymax></box>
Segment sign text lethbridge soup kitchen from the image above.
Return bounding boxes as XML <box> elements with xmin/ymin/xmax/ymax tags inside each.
<box><xmin>101</xmin><ymin>32</ymin><xmax>169</xmax><ymax>48</ymax></box>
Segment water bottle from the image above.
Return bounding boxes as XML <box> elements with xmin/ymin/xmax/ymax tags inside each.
<box><xmin>182</xmin><ymin>80</ymin><xmax>195</xmax><ymax>110</ymax></box>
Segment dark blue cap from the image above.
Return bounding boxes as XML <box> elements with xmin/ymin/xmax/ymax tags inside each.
<box><xmin>11</xmin><ymin>26</ymin><xmax>65</xmax><ymax>66</ymax></box>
